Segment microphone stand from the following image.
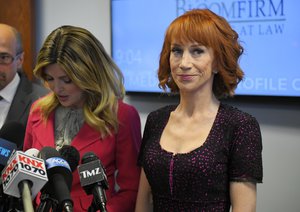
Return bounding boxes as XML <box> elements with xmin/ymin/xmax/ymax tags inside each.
<box><xmin>88</xmin><ymin>197</ymin><xmax>107</xmax><ymax>212</ymax></box>
<box><xmin>87</xmin><ymin>199</ymin><xmax>97</xmax><ymax>212</ymax></box>
<box><xmin>4</xmin><ymin>196</ymin><xmax>23</xmax><ymax>212</ymax></box>
<box><xmin>19</xmin><ymin>181</ymin><xmax>34</xmax><ymax>212</ymax></box>
<box><xmin>88</xmin><ymin>183</ymin><xmax>107</xmax><ymax>212</ymax></box>
<box><xmin>36</xmin><ymin>193</ymin><xmax>58</xmax><ymax>212</ymax></box>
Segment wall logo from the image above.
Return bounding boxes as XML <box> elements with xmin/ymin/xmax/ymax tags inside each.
<box><xmin>176</xmin><ymin>0</ymin><xmax>285</xmax><ymax>36</ymax></box>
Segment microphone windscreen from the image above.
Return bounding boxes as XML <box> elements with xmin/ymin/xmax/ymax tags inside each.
<box><xmin>82</xmin><ymin>151</ymin><xmax>99</xmax><ymax>164</ymax></box>
<box><xmin>59</xmin><ymin>145</ymin><xmax>80</xmax><ymax>172</ymax></box>
<box><xmin>38</xmin><ymin>146</ymin><xmax>60</xmax><ymax>160</ymax></box>
<box><xmin>37</xmin><ymin>147</ymin><xmax>73</xmax><ymax>210</ymax></box>
<box><xmin>0</xmin><ymin>121</ymin><xmax>25</xmax><ymax>148</ymax></box>
<box><xmin>25</xmin><ymin>148</ymin><xmax>39</xmax><ymax>157</ymax></box>
<box><xmin>78</xmin><ymin>151</ymin><xmax>108</xmax><ymax>193</ymax></box>
<box><xmin>78</xmin><ymin>152</ymin><xmax>108</xmax><ymax>211</ymax></box>
<box><xmin>0</xmin><ymin>138</ymin><xmax>17</xmax><ymax>170</ymax></box>
<box><xmin>38</xmin><ymin>146</ymin><xmax>72</xmax><ymax>182</ymax></box>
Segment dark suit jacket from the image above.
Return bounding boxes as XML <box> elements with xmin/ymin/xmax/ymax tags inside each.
<box><xmin>3</xmin><ymin>72</ymin><xmax>49</xmax><ymax>145</ymax></box>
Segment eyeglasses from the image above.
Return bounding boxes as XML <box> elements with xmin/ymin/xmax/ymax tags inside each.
<box><xmin>0</xmin><ymin>52</ymin><xmax>21</xmax><ymax>65</ymax></box>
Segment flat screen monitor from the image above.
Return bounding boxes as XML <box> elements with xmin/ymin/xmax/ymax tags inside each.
<box><xmin>111</xmin><ymin>0</ymin><xmax>300</xmax><ymax>97</ymax></box>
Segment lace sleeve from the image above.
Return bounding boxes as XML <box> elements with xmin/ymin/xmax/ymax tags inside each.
<box><xmin>229</xmin><ymin>115</ymin><xmax>263</xmax><ymax>183</ymax></box>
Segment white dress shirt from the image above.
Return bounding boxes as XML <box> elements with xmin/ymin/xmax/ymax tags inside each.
<box><xmin>0</xmin><ymin>73</ymin><xmax>20</xmax><ymax>128</ymax></box>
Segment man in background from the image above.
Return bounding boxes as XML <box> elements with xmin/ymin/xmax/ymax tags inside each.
<box><xmin>0</xmin><ymin>23</ymin><xmax>49</xmax><ymax>145</ymax></box>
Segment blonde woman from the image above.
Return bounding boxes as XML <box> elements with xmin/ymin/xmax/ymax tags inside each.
<box><xmin>23</xmin><ymin>25</ymin><xmax>141</xmax><ymax>211</ymax></box>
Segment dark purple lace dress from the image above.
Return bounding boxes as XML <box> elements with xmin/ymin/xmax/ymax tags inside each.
<box><xmin>138</xmin><ymin>103</ymin><xmax>263</xmax><ymax>212</ymax></box>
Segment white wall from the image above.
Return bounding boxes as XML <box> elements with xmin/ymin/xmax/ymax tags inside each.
<box><xmin>36</xmin><ymin>1</ymin><xmax>300</xmax><ymax>211</ymax></box>
<box><xmin>35</xmin><ymin>0</ymin><xmax>111</xmax><ymax>54</ymax></box>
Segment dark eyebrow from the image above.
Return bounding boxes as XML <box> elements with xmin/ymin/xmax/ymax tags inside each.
<box><xmin>190</xmin><ymin>44</ymin><xmax>204</xmax><ymax>48</ymax></box>
<box><xmin>59</xmin><ymin>75</ymin><xmax>70</xmax><ymax>80</ymax></box>
<box><xmin>171</xmin><ymin>43</ymin><xmax>182</xmax><ymax>48</ymax></box>
<box><xmin>0</xmin><ymin>52</ymin><xmax>12</xmax><ymax>56</ymax></box>
<box><xmin>43</xmin><ymin>71</ymin><xmax>70</xmax><ymax>80</ymax></box>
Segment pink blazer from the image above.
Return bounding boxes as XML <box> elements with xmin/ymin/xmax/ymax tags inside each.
<box><xmin>23</xmin><ymin>99</ymin><xmax>141</xmax><ymax>212</ymax></box>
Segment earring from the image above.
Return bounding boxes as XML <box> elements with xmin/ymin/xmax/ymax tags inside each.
<box><xmin>213</xmin><ymin>70</ymin><xmax>218</xmax><ymax>74</ymax></box>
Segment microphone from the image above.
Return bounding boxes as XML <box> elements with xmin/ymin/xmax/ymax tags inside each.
<box><xmin>0</xmin><ymin>121</ymin><xmax>25</xmax><ymax>171</ymax></box>
<box><xmin>25</xmin><ymin>148</ymin><xmax>40</xmax><ymax>158</ymax></box>
<box><xmin>1</xmin><ymin>149</ymin><xmax>48</xmax><ymax>212</ymax></box>
<box><xmin>37</xmin><ymin>146</ymin><xmax>73</xmax><ymax>212</ymax></box>
<box><xmin>0</xmin><ymin>138</ymin><xmax>17</xmax><ymax>172</ymax></box>
<box><xmin>0</xmin><ymin>121</ymin><xmax>25</xmax><ymax>149</ymax></box>
<box><xmin>0</xmin><ymin>122</ymin><xmax>26</xmax><ymax>212</ymax></box>
<box><xmin>58</xmin><ymin>145</ymin><xmax>80</xmax><ymax>172</ymax></box>
<box><xmin>0</xmin><ymin>139</ymin><xmax>18</xmax><ymax>212</ymax></box>
<box><xmin>77</xmin><ymin>152</ymin><xmax>108</xmax><ymax>212</ymax></box>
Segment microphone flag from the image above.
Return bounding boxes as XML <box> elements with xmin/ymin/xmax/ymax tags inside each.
<box><xmin>1</xmin><ymin>150</ymin><xmax>48</xmax><ymax>199</ymax></box>
<box><xmin>78</xmin><ymin>159</ymin><xmax>108</xmax><ymax>189</ymax></box>
<box><xmin>0</xmin><ymin>138</ymin><xmax>17</xmax><ymax>169</ymax></box>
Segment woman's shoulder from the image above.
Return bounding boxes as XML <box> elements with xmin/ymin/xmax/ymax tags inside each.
<box><xmin>117</xmin><ymin>100</ymin><xmax>140</xmax><ymax>122</ymax></box>
<box><xmin>29</xmin><ymin>97</ymin><xmax>45</xmax><ymax>114</ymax></box>
<box><xmin>118</xmin><ymin>99</ymin><xmax>139</xmax><ymax>114</ymax></box>
<box><xmin>29</xmin><ymin>95</ymin><xmax>53</xmax><ymax>121</ymax></box>
<box><xmin>144</xmin><ymin>105</ymin><xmax>177</xmax><ymax>126</ymax></box>
<box><xmin>148</xmin><ymin>105</ymin><xmax>177</xmax><ymax>118</ymax></box>
<box><xmin>220</xmin><ymin>103</ymin><xmax>260</xmax><ymax>128</ymax></box>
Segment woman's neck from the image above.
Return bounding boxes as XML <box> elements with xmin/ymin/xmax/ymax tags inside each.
<box><xmin>177</xmin><ymin>92</ymin><xmax>220</xmax><ymax>117</ymax></box>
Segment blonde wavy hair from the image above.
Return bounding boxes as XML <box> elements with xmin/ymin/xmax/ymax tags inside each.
<box><xmin>33</xmin><ymin>25</ymin><xmax>125</xmax><ymax>137</ymax></box>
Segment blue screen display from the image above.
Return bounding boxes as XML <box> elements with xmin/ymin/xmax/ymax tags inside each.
<box><xmin>111</xmin><ymin>0</ymin><xmax>300</xmax><ymax>97</ymax></box>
